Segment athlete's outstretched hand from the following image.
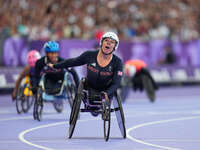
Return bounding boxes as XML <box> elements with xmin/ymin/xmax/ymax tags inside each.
<box><xmin>11</xmin><ymin>90</ymin><xmax>17</xmax><ymax>101</ymax></box>
<box><xmin>48</xmin><ymin>63</ymin><xmax>54</xmax><ymax>68</ymax></box>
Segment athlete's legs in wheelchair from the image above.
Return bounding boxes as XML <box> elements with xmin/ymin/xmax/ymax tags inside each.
<box><xmin>43</xmin><ymin>73</ymin><xmax>65</xmax><ymax>95</ymax></box>
<box><xmin>42</xmin><ymin>72</ymin><xmax>75</xmax><ymax>97</ymax></box>
<box><xmin>87</xmin><ymin>87</ymin><xmax>112</xmax><ymax>118</ymax></box>
<box><xmin>87</xmin><ymin>88</ymin><xmax>102</xmax><ymax>116</ymax></box>
<box><xmin>42</xmin><ymin>73</ymin><xmax>65</xmax><ymax>112</ymax></box>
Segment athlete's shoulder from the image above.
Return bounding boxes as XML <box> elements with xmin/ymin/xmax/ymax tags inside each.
<box><xmin>83</xmin><ymin>50</ymin><xmax>98</xmax><ymax>54</ymax></box>
<box><xmin>113</xmin><ymin>54</ymin><xmax>122</xmax><ymax>63</ymax></box>
<box><xmin>23</xmin><ymin>65</ymin><xmax>31</xmax><ymax>73</ymax></box>
<box><xmin>37</xmin><ymin>56</ymin><xmax>45</xmax><ymax>62</ymax></box>
<box><xmin>35</xmin><ymin>56</ymin><xmax>45</xmax><ymax>67</ymax></box>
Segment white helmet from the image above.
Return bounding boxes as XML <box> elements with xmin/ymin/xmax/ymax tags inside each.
<box><xmin>100</xmin><ymin>32</ymin><xmax>119</xmax><ymax>50</ymax></box>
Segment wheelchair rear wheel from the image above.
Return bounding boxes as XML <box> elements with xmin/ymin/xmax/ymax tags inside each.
<box><xmin>142</xmin><ymin>75</ymin><xmax>155</xmax><ymax>102</ymax></box>
<box><xmin>16</xmin><ymin>83</ymin><xmax>34</xmax><ymax>114</ymax></box>
<box><xmin>68</xmin><ymin>80</ymin><xmax>83</xmax><ymax>138</ymax></box>
<box><xmin>22</xmin><ymin>83</ymin><xmax>34</xmax><ymax>113</ymax></box>
<box><xmin>22</xmin><ymin>96</ymin><xmax>30</xmax><ymax>113</ymax></box>
<box><xmin>68</xmin><ymin>94</ymin><xmax>81</xmax><ymax>138</ymax></box>
<box><xmin>33</xmin><ymin>87</ymin><xmax>43</xmax><ymax>121</ymax></box>
<box><xmin>22</xmin><ymin>88</ymin><xmax>34</xmax><ymax>113</ymax></box>
<box><xmin>33</xmin><ymin>97</ymin><xmax>37</xmax><ymax>120</ymax></box>
<box><xmin>16</xmin><ymin>86</ymin><xmax>24</xmax><ymax>114</ymax></box>
<box><xmin>113</xmin><ymin>89</ymin><xmax>126</xmax><ymax>138</ymax></box>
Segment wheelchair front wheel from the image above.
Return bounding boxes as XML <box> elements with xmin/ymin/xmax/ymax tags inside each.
<box><xmin>102</xmin><ymin>101</ymin><xmax>111</xmax><ymax>141</ymax></box>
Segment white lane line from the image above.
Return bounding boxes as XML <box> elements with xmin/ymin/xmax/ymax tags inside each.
<box><xmin>145</xmin><ymin>139</ymin><xmax>200</xmax><ymax>142</ymax></box>
<box><xmin>127</xmin><ymin>115</ymin><xmax>200</xmax><ymax>150</ymax></box>
<box><xmin>19</xmin><ymin>122</ymin><xmax>65</xmax><ymax>150</ymax></box>
<box><xmin>18</xmin><ymin>118</ymin><xmax>102</xmax><ymax>150</ymax></box>
<box><xmin>2</xmin><ymin>110</ymin><xmax>200</xmax><ymax>149</ymax></box>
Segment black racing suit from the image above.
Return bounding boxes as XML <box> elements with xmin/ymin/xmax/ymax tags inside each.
<box><xmin>32</xmin><ymin>56</ymin><xmax>79</xmax><ymax>93</ymax></box>
<box><xmin>53</xmin><ymin>50</ymin><xmax>123</xmax><ymax>98</ymax></box>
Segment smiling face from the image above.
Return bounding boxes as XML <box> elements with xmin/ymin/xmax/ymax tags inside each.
<box><xmin>101</xmin><ymin>38</ymin><xmax>116</xmax><ymax>55</ymax></box>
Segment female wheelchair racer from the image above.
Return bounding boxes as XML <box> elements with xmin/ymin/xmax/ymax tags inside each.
<box><xmin>49</xmin><ymin>32</ymin><xmax>126</xmax><ymax>141</ymax></box>
<box><xmin>120</xmin><ymin>59</ymin><xmax>159</xmax><ymax>103</ymax></box>
<box><xmin>12</xmin><ymin>50</ymin><xmax>41</xmax><ymax>114</ymax></box>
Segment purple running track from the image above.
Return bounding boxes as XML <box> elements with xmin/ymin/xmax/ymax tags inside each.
<box><xmin>1</xmin><ymin>86</ymin><xmax>200</xmax><ymax>150</ymax></box>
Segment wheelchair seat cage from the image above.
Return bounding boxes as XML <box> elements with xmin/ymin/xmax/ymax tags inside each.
<box><xmin>41</xmin><ymin>73</ymin><xmax>65</xmax><ymax>96</ymax></box>
<box><xmin>33</xmin><ymin>72</ymin><xmax>76</xmax><ymax>121</ymax></box>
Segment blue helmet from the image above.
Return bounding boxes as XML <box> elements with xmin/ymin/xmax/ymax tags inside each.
<box><xmin>43</xmin><ymin>41</ymin><xmax>59</xmax><ymax>52</ymax></box>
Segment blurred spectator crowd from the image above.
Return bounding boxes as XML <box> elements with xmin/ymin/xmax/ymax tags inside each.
<box><xmin>0</xmin><ymin>0</ymin><xmax>200</xmax><ymax>41</ymax></box>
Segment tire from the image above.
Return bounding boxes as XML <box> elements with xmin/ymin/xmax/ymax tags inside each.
<box><xmin>69</xmin><ymin>94</ymin><xmax>77</xmax><ymax>125</ymax></box>
<box><xmin>20</xmin><ymin>83</ymin><xmax>35</xmax><ymax>113</ymax></box>
<box><xmin>33</xmin><ymin>97</ymin><xmax>37</xmax><ymax>120</ymax></box>
<box><xmin>22</xmin><ymin>95</ymin><xmax>30</xmax><ymax>113</ymax></box>
<box><xmin>66</xmin><ymin>83</ymin><xmax>76</xmax><ymax>109</ymax></box>
<box><xmin>28</xmin><ymin>96</ymin><xmax>35</xmax><ymax>110</ymax></box>
<box><xmin>16</xmin><ymin>86</ymin><xmax>24</xmax><ymax>114</ymax></box>
<box><xmin>68</xmin><ymin>79</ymin><xmax>83</xmax><ymax>138</ymax></box>
<box><xmin>114</xmin><ymin>89</ymin><xmax>126</xmax><ymax>138</ymax></box>
<box><xmin>142</xmin><ymin>75</ymin><xmax>155</xmax><ymax>102</ymax></box>
<box><xmin>35</xmin><ymin>87</ymin><xmax>43</xmax><ymax>121</ymax></box>
<box><xmin>68</xmin><ymin>94</ymin><xmax>81</xmax><ymax>138</ymax></box>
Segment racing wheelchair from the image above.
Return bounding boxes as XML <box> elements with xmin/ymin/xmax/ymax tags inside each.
<box><xmin>119</xmin><ymin>68</ymin><xmax>158</xmax><ymax>103</ymax></box>
<box><xmin>16</xmin><ymin>76</ymin><xmax>35</xmax><ymax>114</ymax></box>
<box><xmin>68</xmin><ymin>78</ymin><xmax>126</xmax><ymax>141</ymax></box>
<box><xmin>33</xmin><ymin>71</ymin><xmax>76</xmax><ymax>121</ymax></box>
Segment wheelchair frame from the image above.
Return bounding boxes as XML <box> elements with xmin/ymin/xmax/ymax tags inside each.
<box><xmin>16</xmin><ymin>76</ymin><xmax>35</xmax><ymax>114</ymax></box>
<box><xmin>33</xmin><ymin>72</ymin><xmax>77</xmax><ymax>121</ymax></box>
<box><xmin>68</xmin><ymin>78</ymin><xmax>126</xmax><ymax>141</ymax></box>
